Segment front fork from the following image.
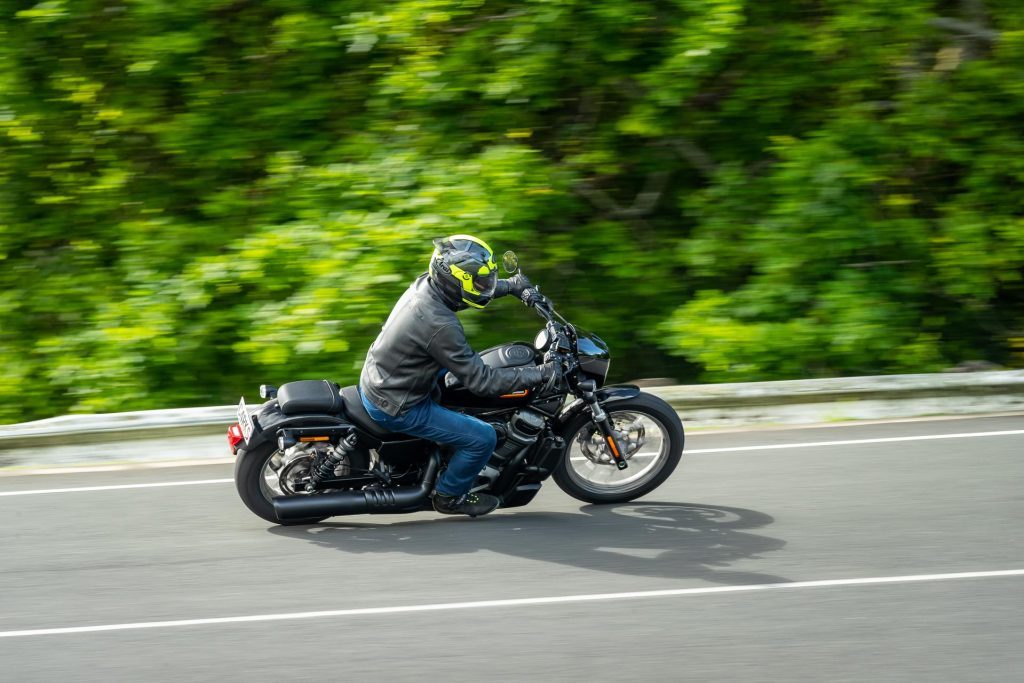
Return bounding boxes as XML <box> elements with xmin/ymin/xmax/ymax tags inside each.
<box><xmin>578</xmin><ymin>380</ymin><xmax>628</xmax><ymax>470</ymax></box>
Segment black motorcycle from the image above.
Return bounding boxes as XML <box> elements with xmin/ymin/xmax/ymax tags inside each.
<box><xmin>229</xmin><ymin>251</ymin><xmax>685</xmax><ymax>525</ymax></box>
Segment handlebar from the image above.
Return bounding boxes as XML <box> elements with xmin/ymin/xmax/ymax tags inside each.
<box><xmin>520</xmin><ymin>282</ymin><xmax>579</xmax><ymax>377</ymax></box>
<box><xmin>520</xmin><ymin>286</ymin><xmax>556</xmax><ymax>323</ymax></box>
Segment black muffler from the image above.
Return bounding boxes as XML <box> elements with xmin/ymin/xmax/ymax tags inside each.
<box><xmin>273</xmin><ymin>454</ymin><xmax>440</xmax><ymax>521</ymax></box>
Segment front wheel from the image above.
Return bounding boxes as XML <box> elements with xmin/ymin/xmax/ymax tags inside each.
<box><xmin>553</xmin><ymin>392</ymin><xmax>684</xmax><ymax>504</ymax></box>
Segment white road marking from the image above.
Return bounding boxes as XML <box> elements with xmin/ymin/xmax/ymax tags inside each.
<box><xmin>1</xmin><ymin>568</ymin><xmax>1022</xmax><ymax>639</ymax></box>
<box><xmin>0</xmin><ymin>479</ymin><xmax>233</xmax><ymax>497</ymax></box>
<box><xmin>4</xmin><ymin>429</ymin><xmax>1021</xmax><ymax>497</ymax></box>
<box><xmin>570</xmin><ymin>428</ymin><xmax>1024</xmax><ymax>462</ymax></box>
<box><xmin>686</xmin><ymin>410</ymin><xmax>1024</xmax><ymax>435</ymax></box>
<box><xmin>684</xmin><ymin>429</ymin><xmax>1024</xmax><ymax>455</ymax></box>
<box><xmin>0</xmin><ymin>458</ymin><xmax>235</xmax><ymax>477</ymax></box>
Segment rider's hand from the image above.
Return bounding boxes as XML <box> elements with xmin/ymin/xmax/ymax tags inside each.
<box><xmin>505</xmin><ymin>272</ymin><xmax>533</xmax><ymax>298</ymax></box>
<box><xmin>538</xmin><ymin>358</ymin><xmax>568</xmax><ymax>394</ymax></box>
<box><xmin>540</xmin><ymin>360</ymin><xmax>565</xmax><ymax>387</ymax></box>
<box><xmin>520</xmin><ymin>287</ymin><xmax>547</xmax><ymax>308</ymax></box>
<box><xmin>540</xmin><ymin>359</ymin><xmax>562</xmax><ymax>383</ymax></box>
<box><xmin>444</xmin><ymin>372</ymin><xmax>461</xmax><ymax>389</ymax></box>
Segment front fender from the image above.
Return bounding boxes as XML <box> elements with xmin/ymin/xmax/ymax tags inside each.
<box><xmin>555</xmin><ymin>384</ymin><xmax>641</xmax><ymax>427</ymax></box>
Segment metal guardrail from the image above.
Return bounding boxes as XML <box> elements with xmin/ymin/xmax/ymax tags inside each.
<box><xmin>0</xmin><ymin>406</ymin><xmax>238</xmax><ymax>449</ymax></box>
<box><xmin>644</xmin><ymin>369</ymin><xmax>1024</xmax><ymax>430</ymax></box>
<box><xmin>1</xmin><ymin>370</ymin><xmax>1022</xmax><ymax>469</ymax></box>
<box><xmin>647</xmin><ymin>369</ymin><xmax>1024</xmax><ymax>408</ymax></box>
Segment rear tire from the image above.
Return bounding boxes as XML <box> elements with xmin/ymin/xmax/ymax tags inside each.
<box><xmin>234</xmin><ymin>442</ymin><xmax>328</xmax><ymax>525</ymax></box>
<box><xmin>553</xmin><ymin>392</ymin><xmax>684</xmax><ymax>504</ymax></box>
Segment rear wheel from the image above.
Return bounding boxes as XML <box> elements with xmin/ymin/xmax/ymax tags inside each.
<box><xmin>234</xmin><ymin>442</ymin><xmax>328</xmax><ymax>525</ymax></box>
<box><xmin>553</xmin><ymin>392</ymin><xmax>684</xmax><ymax>504</ymax></box>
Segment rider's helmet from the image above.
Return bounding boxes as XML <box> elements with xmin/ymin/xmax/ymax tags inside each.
<box><xmin>428</xmin><ymin>234</ymin><xmax>499</xmax><ymax>310</ymax></box>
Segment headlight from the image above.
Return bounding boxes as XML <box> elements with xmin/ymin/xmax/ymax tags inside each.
<box><xmin>533</xmin><ymin>328</ymin><xmax>550</xmax><ymax>352</ymax></box>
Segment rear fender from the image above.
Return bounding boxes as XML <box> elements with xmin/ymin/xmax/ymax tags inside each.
<box><xmin>238</xmin><ymin>413</ymin><xmax>379</xmax><ymax>457</ymax></box>
<box><xmin>555</xmin><ymin>384</ymin><xmax>641</xmax><ymax>428</ymax></box>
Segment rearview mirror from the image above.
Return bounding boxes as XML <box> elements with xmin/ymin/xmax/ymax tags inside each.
<box><xmin>502</xmin><ymin>250</ymin><xmax>519</xmax><ymax>274</ymax></box>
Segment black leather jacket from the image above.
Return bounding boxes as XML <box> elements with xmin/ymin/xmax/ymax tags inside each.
<box><xmin>358</xmin><ymin>274</ymin><xmax>545</xmax><ymax>417</ymax></box>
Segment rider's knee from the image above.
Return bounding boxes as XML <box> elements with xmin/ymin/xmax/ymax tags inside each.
<box><xmin>475</xmin><ymin>421</ymin><xmax>497</xmax><ymax>454</ymax></box>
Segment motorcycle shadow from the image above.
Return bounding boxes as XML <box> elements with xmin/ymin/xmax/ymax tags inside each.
<box><xmin>268</xmin><ymin>502</ymin><xmax>789</xmax><ymax>585</ymax></box>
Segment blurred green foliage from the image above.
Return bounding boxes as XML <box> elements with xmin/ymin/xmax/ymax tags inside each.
<box><xmin>1</xmin><ymin>0</ymin><xmax>1023</xmax><ymax>422</ymax></box>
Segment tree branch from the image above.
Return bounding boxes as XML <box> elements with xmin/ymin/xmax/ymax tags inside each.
<box><xmin>573</xmin><ymin>181</ymin><xmax>623</xmax><ymax>215</ymax></box>
<box><xmin>574</xmin><ymin>171</ymin><xmax>672</xmax><ymax>220</ymax></box>
<box><xmin>843</xmin><ymin>260</ymin><xmax>916</xmax><ymax>269</ymax></box>
<box><xmin>442</xmin><ymin>11</ymin><xmax>527</xmax><ymax>34</ymax></box>
<box><xmin>929</xmin><ymin>17</ymin><xmax>999</xmax><ymax>43</ymax></box>
<box><xmin>667</xmin><ymin>137</ymin><xmax>717</xmax><ymax>176</ymax></box>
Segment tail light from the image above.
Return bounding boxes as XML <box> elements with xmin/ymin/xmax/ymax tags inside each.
<box><xmin>227</xmin><ymin>423</ymin><xmax>245</xmax><ymax>454</ymax></box>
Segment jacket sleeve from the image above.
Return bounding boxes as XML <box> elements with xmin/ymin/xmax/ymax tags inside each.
<box><xmin>426</xmin><ymin>322</ymin><xmax>544</xmax><ymax>396</ymax></box>
<box><xmin>493</xmin><ymin>279</ymin><xmax>512</xmax><ymax>299</ymax></box>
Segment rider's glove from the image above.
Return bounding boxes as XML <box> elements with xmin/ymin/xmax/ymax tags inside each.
<box><xmin>504</xmin><ymin>273</ymin><xmax>533</xmax><ymax>298</ymax></box>
<box><xmin>540</xmin><ymin>359</ymin><xmax>560</xmax><ymax>381</ymax></box>
<box><xmin>538</xmin><ymin>359</ymin><xmax>564</xmax><ymax>392</ymax></box>
<box><xmin>520</xmin><ymin>287</ymin><xmax>547</xmax><ymax>308</ymax></box>
<box><xmin>444</xmin><ymin>371</ymin><xmax>461</xmax><ymax>389</ymax></box>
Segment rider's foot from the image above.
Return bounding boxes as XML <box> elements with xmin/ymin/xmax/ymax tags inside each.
<box><xmin>432</xmin><ymin>491</ymin><xmax>500</xmax><ymax>517</ymax></box>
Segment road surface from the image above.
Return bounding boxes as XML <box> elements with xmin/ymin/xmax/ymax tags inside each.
<box><xmin>1</xmin><ymin>414</ymin><xmax>1022</xmax><ymax>681</ymax></box>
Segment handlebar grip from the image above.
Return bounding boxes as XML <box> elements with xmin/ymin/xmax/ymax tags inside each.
<box><xmin>521</xmin><ymin>288</ymin><xmax>548</xmax><ymax>309</ymax></box>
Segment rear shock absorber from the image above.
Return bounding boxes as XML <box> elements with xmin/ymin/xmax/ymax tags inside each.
<box><xmin>306</xmin><ymin>432</ymin><xmax>358</xmax><ymax>492</ymax></box>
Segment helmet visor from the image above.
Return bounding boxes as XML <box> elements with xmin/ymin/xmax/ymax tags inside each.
<box><xmin>473</xmin><ymin>269</ymin><xmax>497</xmax><ymax>297</ymax></box>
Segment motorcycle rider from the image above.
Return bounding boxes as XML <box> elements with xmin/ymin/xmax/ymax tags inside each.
<box><xmin>358</xmin><ymin>234</ymin><xmax>559</xmax><ymax>517</ymax></box>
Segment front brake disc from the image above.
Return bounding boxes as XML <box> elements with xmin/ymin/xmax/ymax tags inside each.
<box><xmin>578</xmin><ymin>416</ymin><xmax>646</xmax><ymax>465</ymax></box>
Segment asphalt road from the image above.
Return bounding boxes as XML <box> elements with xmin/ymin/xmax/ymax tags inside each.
<box><xmin>1</xmin><ymin>414</ymin><xmax>1022</xmax><ymax>682</ymax></box>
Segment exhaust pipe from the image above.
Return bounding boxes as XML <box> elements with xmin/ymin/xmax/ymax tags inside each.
<box><xmin>273</xmin><ymin>453</ymin><xmax>440</xmax><ymax>521</ymax></box>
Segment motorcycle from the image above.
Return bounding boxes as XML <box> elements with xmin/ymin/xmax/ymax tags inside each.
<box><xmin>229</xmin><ymin>251</ymin><xmax>685</xmax><ymax>525</ymax></box>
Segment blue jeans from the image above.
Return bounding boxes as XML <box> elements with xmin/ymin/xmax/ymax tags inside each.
<box><xmin>359</xmin><ymin>388</ymin><xmax>497</xmax><ymax>497</ymax></box>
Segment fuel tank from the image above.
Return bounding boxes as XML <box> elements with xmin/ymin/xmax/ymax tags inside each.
<box><xmin>439</xmin><ymin>342</ymin><xmax>541</xmax><ymax>410</ymax></box>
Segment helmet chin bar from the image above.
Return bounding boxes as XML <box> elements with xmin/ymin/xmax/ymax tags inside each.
<box><xmin>461</xmin><ymin>295</ymin><xmax>492</xmax><ymax>309</ymax></box>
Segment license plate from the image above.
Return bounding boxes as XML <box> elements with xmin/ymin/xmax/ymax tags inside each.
<box><xmin>237</xmin><ymin>397</ymin><xmax>254</xmax><ymax>443</ymax></box>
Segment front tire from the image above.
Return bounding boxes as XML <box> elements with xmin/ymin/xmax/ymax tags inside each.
<box><xmin>234</xmin><ymin>442</ymin><xmax>327</xmax><ymax>525</ymax></box>
<box><xmin>553</xmin><ymin>392</ymin><xmax>684</xmax><ymax>504</ymax></box>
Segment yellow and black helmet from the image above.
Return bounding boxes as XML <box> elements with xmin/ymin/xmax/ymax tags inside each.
<box><xmin>428</xmin><ymin>234</ymin><xmax>499</xmax><ymax>309</ymax></box>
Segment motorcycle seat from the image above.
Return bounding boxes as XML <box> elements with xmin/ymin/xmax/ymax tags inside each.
<box><xmin>339</xmin><ymin>385</ymin><xmax>401</xmax><ymax>441</ymax></box>
<box><xmin>278</xmin><ymin>379</ymin><xmax>343</xmax><ymax>415</ymax></box>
